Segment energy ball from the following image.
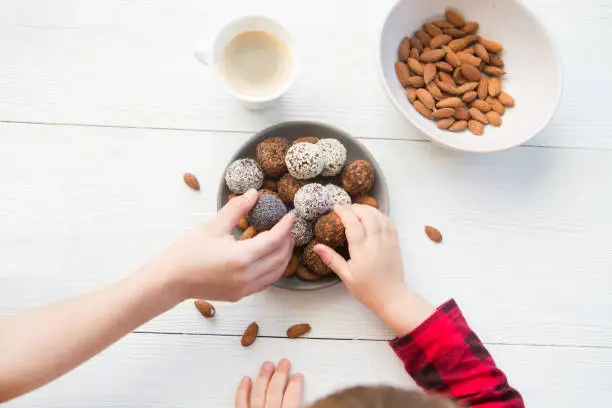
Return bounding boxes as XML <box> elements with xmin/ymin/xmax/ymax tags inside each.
<box><xmin>285</xmin><ymin>142</ymin><xmax>324</xmax><ymax>180</ymax></box>
<box><xmin>303</xmin><ymin>241</ymin><xmax>333</xmax><ymax>276</ymax></box>
<box><xmin>315</xmin><ymin>213</ymin><xmax>346</xmax><ymax>248</ymax></box>
<box><xmin>277</xmin><ymin>173</ymin><xmax>305</xmax><ymax>204</ymax></box>
<box><xmin>248</xmin><ymin>193</ymin><xmax>287</xmax><ymax>232</ymax></box>
<box><xmin>342</xmin><ymin>160</ymin><xmax>375</xmax><ymax>195</ymax></box>
<box><xmin>317</xmin><ymin>139</ymin><xmax>347</xmax><ymax>177</ymax></box>
<box><xmin>289</xmin><ymin>210</ymin><xmax>315</xmax><ymax>247</ymax></box>
<box><xmin>256</xmin><ymin>137</ymin><xmax>289</xmax><ymax>178</ymax></box>
<box><xmin>225</xmin><ymin>158</ymin><xmax>264</xmax><ymax>195</ymax></box>
<box><xmin>325</xmin><ymin>184</ymin><xmax>352</xmax><ymax>207</ymax></box>
<box><xmin>294</xmin><ymin>183</ymin><xmax>332</xmax><ymax>220</ymax></box>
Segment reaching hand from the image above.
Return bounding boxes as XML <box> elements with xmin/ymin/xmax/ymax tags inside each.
<box><xmin>142</xmin><ymin>189</ymin><xmax>295</xmax><ymax>303</ymax></box>
<box><xmin>235</xmin><ymin>360</ymin><xmax>303</xmax><ymax>408</ymax></box>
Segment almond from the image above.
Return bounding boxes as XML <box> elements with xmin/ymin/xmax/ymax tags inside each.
<box><xmin>455</xmin><ymin>107</ymin><xmax>471</xmax><ymax>121</ymax></box>
<box><xmin>436</xmin><ymin>61</ymin><xmax>454</xmax><ymax>73</ymax></box>
<box><xmin>294</xmin><ymin>136</ymin><xmax>319</xmax><ymax>145</ymax></box>
<box><xmin>468</xmin><ymin>120</ymin><xmax>485</xmax><ymax>136</ymax></box>
<box><xmin>240</xmin><ymin>226</ymin><xmax>258</xmax><ymax>240</ymax></box>
<box><xmin>410</xmin><ymin>38</ymin><xmax>424</xmax><ymax>53</ymax></box>
<box><xmin>457</xmin><ymin>52</ymin><xmax>481</xmax><ymax>67</ymax></box>
<box><xmin>433</xmin><ymin>20</ymin><xmax>456</xmax><ymax>30</ymax></box>
<box><xmin>453</xmin><ymin>67</ymin><xmax>468</xmax><ymax>85</ymax></box>
<box><xmin>415</xmin><ymin>30</ymin><xmax>432</xmax><ymax>47</ymax></box>
<box><xmin>236</xmin><ymin>216</ymin><xmax>249</xmax><ymax>231</ymax></box>
<box><xmin>455</xmin><ymin>82</ymin><xmax>479</xmax><ymax>94</ymax></box>
<box><xmin>437</xmin><ymin>118</ymin><xmax>456</xmax><ymax>129</ymax></box>
<box><xmin>425</xmin><ymin>225</ymin><xmax>443</xmax><ymax>243</ymax></box>
<box><xmin>399</xmin><ymin>37</ymin><xmax>411</xmax><ymax>61</ymax></box>
<box><xmin>406</xmin><ymin>87</ymin><xmax>418</xmax><ymax>103</ymax></box>
<box><xmin>424</xmin><ymin>63</ymin><xmax>437</xmax><ymax>84</ymax></box>
<box><xmin>423</xmin><ymin>23</ymin><xmax>443</xmax><ymax>38</ymax></box>
<box><xmin>498</xmin><ymin>92</ymin><xmax>516</xmax><ymax>107</ymax></box>
<box><xmin>479</xmin><ymin>38</ymin><xmax>503</xmax><ymax>53</ymax></box>
<box><xmin>416</xmin><ymin>88</ymin><xmax>436</xmax><ymax>110</ymax></box>
<box><xmin>426</xmin><ymin>82</ymin><xmax>445</xmax><ymax>100</ymax></box>
<box><xmin>263</xmin><ymin>180</ymin><xmax>277</xmax><ymax>191</ymax></box>
<box><xmin>489</xmin><ymin>54</ymin><xmax>505</xmax><ymax>67</ymax></box>
<box><xmin>445</xmin><ymin>9</ymin><xmax>466</xmax><ymax>28</ymax></box>
<box><xmin>443</xmin><ymin>28</ymin><xmax>467</xmax><ymax>38</ymax></box>
<box><xmin>436</xmin><ymin>80</ymin><xmax>460</xmax><ymax>96</ymax></box>
<box><xmin>438</xmin><ymin>71</ymin><xmax>455</xmax><ymax>86</ymax></box>
<box><xmin>283</xmin><ymin>250</ymin><xmax>300</xmax><ymax>277</ymax></box>
<box><xmin>462</xmin><ymin>22</ymin><xmax>479</xmax><ymax>34</ymax></box>
<box><xmin>287</xmin><ymin>323</ymin><xmax>312</xmax><ymax>339</ymax></box>
<box><xmin>432</xmin><ymin>108</ymin><xmax>456</xmax><ymax>119</ymax></box>
<box><xmin>407</xmin><ymin>58</ymin><xmax>424</xmax><ymax>75</ymax></box>
<box><xmin>478</xmin><ymin>76</ymin><xmax>489</xmax><ymax>100</ymax></box>
<box><xmin>463</xmin><ymin>47</ymin><xmax>476</xmax><ymax>55</ymax></box>
<box><xmin>410</xmin><ymin>47</ymin><xmax>420</xmax><ymax>60</ymax></box>
<box><xmin>183</xmin><ymin>173</ymin><xmax>200</xmax><ymax>191</ymax></box>
<box><xmin>296</xmin><ymin>266</ymin><xmax>322</xmax><ymax>281</ymax></box>
<box><xmin>413</xmin><ymin>100</ymin><xmax>434</xmax><ymax>119</ymax></box>
<box><xmin>488</xmin><ymin>77</ymin><xmax>502</xmax><ymax>97</ymax></box>
<box><xmin>448</xmin><ymin>35</ymin><xmax>477</xmax><ymax>52</ymax></box>
<box><xmin>407</xmin><ymin>76</ymin><xmax>425</xmax><ymax>88</ymax></box>
<box><xmin>430</xmin><ymin>34</ymin><xmax>452</xmax><ymax>49</ymax></box>
<box><xmin>228</xmin><ymin>193</ymin><xmax>238</xmax><ymax>201</ymax></box>
<box><xmin>487</xmin><ymin>97</ymin><xmax>506</xmax><ymax>115</ymax></box>
<box><xmin>462</xmin><ymin>91</ymin><xmax>478</xmax><ymax>103</ymax></box>
<box><xmin>460</xmin><ymin>65</ymin><xmax>481</xmax><ymax>81</ymax></box>
<box><xmin>354</xmin><ymin>195</ymin><xmax>379</xmax><ymax>208</ymax></box>
<box><xmin>395</xmin><ymin>61</ymin><xmax>411</xmax><ymax>87</ymax></box>
<box><xmin>484</xmin><ymin>66</ymin><xmax>506</xmax><ymax>77</ymax></box>
<box><xmin>472</xmin><ymin>99</ymin><xmax>492</xmax><ymax>113</ymax></box>
<box><xmin>486</xmin><ymin>111</ymin><xmax>503</xmax><ymax>127</ymax></box>
<box><xmin>437</xmin><ymin>97</ymin><xmax>463</xmax><ymax>108</ymax></box>
<box><xmin>442</xmin><ymin>45</ymin><xmax>461</xmax><ymax>67</ymax></box>
<box><xmin>194</xmin><ymin>300</ymin><xmax>215</xmax><ymax>318</ymax></box>
<box><xmin>469</xmin><ymin>108</ymin><xmax>489</xmax><ymax>124</ymax></box>
<box><xmin>420</xmin><ymin>49</ymin><xmax>446</xmax><ymax>63</ymax></box>
<box><xmin>449</xmin><ymin>120</ymin><xmax>468</xmax><ymax>132</ymax></box>
<box><xmin>474</xmin><ymin>43</ymin><xmax>490</xmax><ymax>63</ymax></box>
<box><xmin>241</xmin><ymin>322</ymin><xmax>259</xmax><ymax>347</ymax></box>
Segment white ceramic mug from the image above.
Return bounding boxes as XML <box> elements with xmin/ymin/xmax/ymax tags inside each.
<box><xmin>194</xmin><ymin>15</ymin><xmax>298</xmax><ymax>110</ymax></box>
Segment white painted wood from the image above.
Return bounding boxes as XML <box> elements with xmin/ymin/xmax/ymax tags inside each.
<box><xmin>0</xmin><ymin>0</ymin><xmax>611</xmax><ymax>149</ymax></box>
<box><xmin>4</xmin><ymin>333</ymin><xmax>612</xmax><ymax>408</ymax></box>
<box><xmin>0</xmin><ymin>123</ymin><xmax>611</xmax><ymax>347</ymax></box>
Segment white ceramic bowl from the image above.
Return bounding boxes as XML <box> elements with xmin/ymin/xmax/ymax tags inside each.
<box><xmin>379</xmin><ymin>0</ymin><xmax>563</xmax><ymax>153</ymax></box>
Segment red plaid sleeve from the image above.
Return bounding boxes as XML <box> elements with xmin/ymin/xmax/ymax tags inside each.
<box><xmin>390</xmin><ymin>299</ymin><xmax>524</xmax><ymax>408</ymax></box>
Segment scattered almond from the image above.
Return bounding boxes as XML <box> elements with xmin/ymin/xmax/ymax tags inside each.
<box><xmin>194</xmin><ymin>300</ymin><xmax>215</xmax><ymax>318</ymax></box>
<box><xmin>468</xmin><ymin>120</ymin><xmax>485</xmax><ymax>135</ymax></box>
<box><xmin>425</xmin><ymin>225</ymin><xmax>443</xmax><ymax>243</ymax></box>
<box><xmin>241</xmin><ymin>322</ymin><xmax>259</xmax><ymax>347</ymax></box>
<box><xmin>240</xmin><ymin>226</ymin><xmax>257</xmax><ymax>240</ymax></box>
<box><xmin>183</xmin><ymin>173</ymin><xmax>200</xmax><ymax>191</ymax></box>
<box><xmin>287</xmin><ymin>323</ymin><xmax>312</xmax><ymax>339</ymax></box>
<box><xmin>354</xmin><ymin>195</ymin><xmax>379</xmax><ymax>208</ymax></box>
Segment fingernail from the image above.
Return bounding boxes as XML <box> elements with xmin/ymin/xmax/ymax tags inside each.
<box><xmin>261</xmin><ymin>361</ymin><xmax>274</xmax><ymax>374</ymax></box>
<box><xmin>246</xmin><ymin>188</ymin><xmax>257</xmax><ymax>198</ymax></box>
<box><xmin>292</xmin><ymin>373</ymin><xmax>303</xmax><ymax>382</ymax></box>
<box><xmin>241</xmin><ymin>376</ymin><xmax>250</xmax><ymax>384</ymax></box>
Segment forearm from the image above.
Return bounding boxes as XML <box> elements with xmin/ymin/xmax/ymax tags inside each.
<box><xmin>374</xmin><ymin>285</ymin><xmax>436</xmax><ymax>337</ymax></box>
<box><xmin>0</xmin><ymin>269</ymin><xmax>180</xmax><ymax>402</ymax></box>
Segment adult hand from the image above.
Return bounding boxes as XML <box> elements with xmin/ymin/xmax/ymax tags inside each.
<box><xmin>235</xmin><ymin>360</ymin><xmax>303</xmax><ymax>408</ymax></box>
<box><xmin>142</xmin><ymin>189</ymin><xmax>295</xmax><ymax>303</ymax></box>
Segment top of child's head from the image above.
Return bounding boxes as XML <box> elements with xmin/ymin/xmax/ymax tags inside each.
<box><xmin>310</xmin><ymin>386</ymin><xmax>457</xmax><ymax>408</ymax></box>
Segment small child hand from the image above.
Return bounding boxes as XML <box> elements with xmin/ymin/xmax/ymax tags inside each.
<box><xmin>140</xmin><ymin>189</ymin><xmax>295</xmax><ymax>303</ymax></box>
<box><xmin>314</xmin><ymin>205</ymin><xmax>434</xmax><ymax>336</ymax></box>
<box><xmin>235</xmin><ymin>360</ymin><xmax>303</xmax><ymax>408</ymax></box>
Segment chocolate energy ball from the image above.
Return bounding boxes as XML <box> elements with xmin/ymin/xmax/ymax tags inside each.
<box><xmin>277</xmin><ymin>173</ymin><xmax>305</xmax><ymax>205</ymax></box>
<box><xmin>248</xmin><ymin>193</ymin><xmax>287</xmax><ymax>232</ymax></box>
<box><xmin>256</xmin><ymin>137</ymin><xmax>289</xmax><ymax>178</ymax></box>
<box><xmin>225</xmin><ymin>158</ymin><xmax>264</xmax><ymax>195</ymax></box>
<box><xmin>289</xmin><ymin>210</ymin><xmax>315</xmax><ymax>247</ymax></box>
<box><xmin>325</xmin><ymin>184</ymin><xmax>352</xmax><ymax>207</ymax></box>
<box><xmin>315</xmin><ymin>213</ymin><xmax>346</xmax><ymax>248</ymax></box>
<box><xmin>342</xmin><ymin>160</ymin><xmax>375</xmax><ymax>195</ymax></box>
<box><xmin>294</xmin><ymin>183</ymin><xmax>333</xmax><ymax>220</ymax></box>
<box><xmin>317</xmin><ymin>139</ymin><xmax>347</xmax><ymax>177</ymax></box>
<box><xmin>285</xmin><ymin>142</ymin><xmax>324</xmax><ymax>180</ymax></box>
<box><xmin>303</xmin><ymin>241</ymin><xmax>333</xmax><ymax>276</ymax></box>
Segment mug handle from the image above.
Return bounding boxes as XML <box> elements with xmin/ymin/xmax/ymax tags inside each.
<box><xmin>194</xmin><ymin>43</ymin><xmax>212</xmax><ymax>66</ymax></box>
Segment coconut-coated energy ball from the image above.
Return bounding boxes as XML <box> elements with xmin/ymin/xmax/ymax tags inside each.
<box><xmin>317</xmin><ymin>139</ymin><xmax>347</xmax><ymax>177</ymax></box>
<box><xmin>325</xmin><ymin>184</ymin><xmax>352</xmax><ymax>207</ymax></box>
<box><xmin>315</xmin><ymin>212</ymin><xmax>346</xmax><ymax>248</ymax></box>
<box><xmin>294</xmin><ymin>183</ymin><xmax>332</xmax><ymax>220</ymax></box>
<box><xmin>342</xmin><ymin>160</ymin><xmax>375</xmax><ymax>195</ymax></box>
<box><xmin>225</xmin><ymin>158</ymin><xmax>264</xmax><ymax>195</ymax></box>
<box><xmin>285</xmin><ymin>142</ymin><xmax>324</xmax><ymax>180</ymax></box>
<box><xmin>303</xmin><ymin>241</ymin><xmax>333</xmax><ymax>276</ymax></box>
<box><xmin>289</xmin><ymin>210</ymin><xmax>315</xmax><ymax>247</ymax></box>
<box><xmin>256</xmin><ymin>137</ymin><xmax>289</xmax><ymax>178</ymax></box>
<box><xmin>277</xmin><ymin>173</ymin><xmax>305</xmax><ymax>204</ymax></box>
<box><xmin>248</xmin><ymin>193</ymin><xmax>287</xmax><ymax>232</ymax></box>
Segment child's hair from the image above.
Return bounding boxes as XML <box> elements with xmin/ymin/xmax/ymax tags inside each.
<box><xmin>310</xmin><ymin>386</ymin><xmax>457</xmax><ymax>408</ymax></box>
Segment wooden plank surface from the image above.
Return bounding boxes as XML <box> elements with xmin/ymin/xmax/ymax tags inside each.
<box><xmin>0</xmin><ymin>0</ymin><xmax>611</xmax><ymax>149</ymax></box>
<box><xmin>1</xmin><ymin>122</ymin><xmax>610</xmax><ymax>347</ymax></box>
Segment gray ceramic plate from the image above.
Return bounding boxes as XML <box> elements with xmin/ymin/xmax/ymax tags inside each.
<box><xmin>217</xmin><ymin>121</ymin><xmax>389</xmax><ymax>291</ymax></box>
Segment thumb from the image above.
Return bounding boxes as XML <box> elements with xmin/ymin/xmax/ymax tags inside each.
<box><xmin>214</xmin><ymin>189</ymin><xmax>259</xmax><ymax>233</ymax></box>
<box><xmin>313</xmin><ymin>244</ymin><xmax>351</xmax><ymax>281</ymax></box>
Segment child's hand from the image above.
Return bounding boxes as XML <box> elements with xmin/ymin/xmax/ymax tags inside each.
<box><xmin>314</xmin><ymin>205</ymin><xmax>434</xmax><ymax>337</ymax></box>
<box><xmin>235</xmin><ymin>360</ymin><xmax>303</xmax><ymax>408</ymax></box>
<box><xmin>141</xmin><ymin>189</ymin><xmax>295</xmax><ymax>303</ymax></box>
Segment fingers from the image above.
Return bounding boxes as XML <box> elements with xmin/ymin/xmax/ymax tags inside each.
<box><xmin>244</xmin><ymin>239</ymin><xmax>294</xmax><ymax>295</ymax></box>
<box><xmin>214</xmin><ymin>189</ymin><xmax>259</xmax><ymax>233</ymax></box>
<box><xmin>235</xmin><ymin>376</ymin><xmax>252</xmax><ymax>408</ymax></box>
<box><xmin>351</xmin><ymin>204</ymin><xmax>385</xmax><ymax>236</ymax></box>
<box><xmin>282</xmin><ymin>374</ymin><xmax>304</xmax><ymax>408</ymax></box>
<box><xmin>251</xmin><ymin>361</ymin><xmax>275</xmax><ymax>408</ymax></box>
<box><xmin>334</xmin><ymin>205</ymin><xmax>365</xmax><ymax>245</ymax></box>
<box><xmin>265</xmin><ymin>359</ymin><xmax>291</xmax><ymax>408</ymax></box>
<box><xmin>313</xmin><ymin>244</ymin><xmax>351</xmax><ymax>281</ymax></box>
<box><xmin>238</xmin><ymin>212</ymin><xmax>295</xmax><ymax>259</ymax></box>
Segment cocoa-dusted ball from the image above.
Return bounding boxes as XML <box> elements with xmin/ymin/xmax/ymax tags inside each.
<box><xmin>256</xmin><ymin>137</ymin><xmax>289</xmax><ymax>178</ymax></box>
<box><xmin>277</xmin><ymin>173</ymin><xmax>305</xmax><ymax>205</ymax></box>
<box><xmin>315</xmin><ymin>213</ymin><xmax>346</xmax><ymax>248</ymax></box>
<box><xmin>303</xmin><ymin>241</ymin><xmax>333</xmax><ymax>276</ymax></box>
<box><xmin>248</xmin><ymin>194</ymin><xmax>287</xmax><ymax>232</ymax></box>
<box><xmin>342</xmin><ymin>160</ymin><xmax>375</xmax><ymax>195</ymax></box>
<box><xmin>294</xmin><ymin>183</ymin><xmax>332</xmax><ymax>220</ymax></box>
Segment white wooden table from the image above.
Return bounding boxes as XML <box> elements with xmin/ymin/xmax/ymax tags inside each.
<box><xmin>1</xmin><ymin>0</ymin><xmax>611</xmax><ymax>406</ymax></box>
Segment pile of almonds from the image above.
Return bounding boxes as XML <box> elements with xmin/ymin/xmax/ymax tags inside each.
<box><xmin>395</xmin><ymin>9</ymin><xmax>515</xmax><ymax>136</ymax></box>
